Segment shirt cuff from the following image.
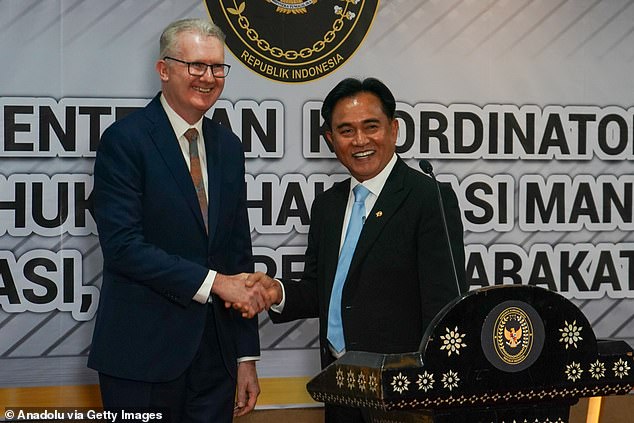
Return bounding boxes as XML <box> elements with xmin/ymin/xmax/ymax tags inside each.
<box><xmin>237</xmin><ymin>356</ymin><xmax>260</xmax><ymax>363</ymax></box>
<box><xmin>269</xmin><ymin>279</ymin><xmax>286</xmax><ymax>314</ymax></box>
<box><xmin>193</xmin><ymin>270</ymin><xmax>217</xmax><ymax>304</ymax></box>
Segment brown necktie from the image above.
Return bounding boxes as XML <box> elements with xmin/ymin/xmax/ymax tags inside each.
<box><xmin>184</xmin><ymin>128</ymin><xmax>208</xmax><ymax>232</ymax></box>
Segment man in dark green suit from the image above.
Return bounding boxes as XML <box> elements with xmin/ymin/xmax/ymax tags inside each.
<box><xmin>244</xmin><ymin>77</ymin><xmax>467</xmax><ymax>422</ymax></box>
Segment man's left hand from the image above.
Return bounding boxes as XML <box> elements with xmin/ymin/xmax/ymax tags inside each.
<box><xmin>234</xmin><ymin>360</ymin><xmax>260</xmax><ymax>417</ymax></box>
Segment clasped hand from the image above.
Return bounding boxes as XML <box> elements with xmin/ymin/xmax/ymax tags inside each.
<box><xmin>214</xmin><ymin>272</ymin><xmax>282</xmax><ymax>318</ymax></box>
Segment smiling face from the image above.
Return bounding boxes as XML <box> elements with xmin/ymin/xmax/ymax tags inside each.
<box><xmin>156</xmin><ymin>31</ymin><xmax>225</xmax><ymax>124</ymax></box>
<box><xmin>326</xmin><ymin>92</ymin><xmax>398</xmax><ymax>182</ymax></box>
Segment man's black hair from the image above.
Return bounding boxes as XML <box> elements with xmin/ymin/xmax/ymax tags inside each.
<box><xmin>320</xmin><ymin>77</ymin><xmax>396</xmax><ymax>129</ymax></box>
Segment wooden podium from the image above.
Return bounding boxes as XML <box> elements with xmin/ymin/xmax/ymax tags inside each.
<box><xmin>307</xmin><ymin>286</ymin><xmax>634</xmax><ymax>423</ymax></box>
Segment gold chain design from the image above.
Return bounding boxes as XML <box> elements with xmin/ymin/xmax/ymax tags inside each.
<box><xmin>226</xmin><ymin>0</ymin><xmax>356</xmax><ymax>61</ymax></box>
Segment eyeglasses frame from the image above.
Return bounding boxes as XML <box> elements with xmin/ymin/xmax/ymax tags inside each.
<box><xmin>163</xmin><ymin>56</ymin><xmax>231</xmax><ymax>78</ymax></box>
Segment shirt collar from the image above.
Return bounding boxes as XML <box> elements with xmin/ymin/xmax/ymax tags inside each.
<box><xmin>350</xmin><ymin>153</ymin><xmax>398</xmax><ymax>197</ymax></box>
<box><xmin>160</xmin><ymin>93</ymin><xmax>203</xmax><ymax>139</ymax></box>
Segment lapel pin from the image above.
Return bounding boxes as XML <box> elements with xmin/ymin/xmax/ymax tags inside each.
<box><xmin>375</xmin><ymin>211</ymin><xmax>383</xmax><ymax>218</ymax></box>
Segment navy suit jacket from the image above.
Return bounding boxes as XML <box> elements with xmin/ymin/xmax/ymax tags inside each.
<box><xmin>270</xmin><ymin>158</ymin><xmax>466</xmax><ymax>368</ymax></box>
<box><xmin>88</xmin><ymin>94</ymin><xmax>258</xmax><ymax>383</ymax></box>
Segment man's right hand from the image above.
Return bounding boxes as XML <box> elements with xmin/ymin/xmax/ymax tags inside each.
<box><xmin>212</xmin><ymin>273</ymin><xmax>268</xmax><ymax>319</ymax></box>
<box><xmin>246</xmin><ymin>272</ymin><xmax>283</xmax><ymax>306</ymax></box>
<box><xmin>224</xmin><ymin>272</ymin><xmax>283</xmax><ymax>317</ymax></box>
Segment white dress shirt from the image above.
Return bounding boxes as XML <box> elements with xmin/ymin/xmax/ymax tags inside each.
<box><xmin>160</xmin><ymin>95</ymin><xmax>216</xmax><ymax>305</ymax></box>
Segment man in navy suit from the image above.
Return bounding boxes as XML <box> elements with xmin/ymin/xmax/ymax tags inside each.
<box><xmin>243</xmin><ymin>78</ymin><xmax>467</xmax><ymax>422</ymax></box>
<box><xmin>88</xmin><ymin>18</ymin><xmax>266</xmax><ymax>422</ymax></box>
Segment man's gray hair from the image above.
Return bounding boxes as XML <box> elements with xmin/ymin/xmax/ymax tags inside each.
<box><xmin>159</xmin><ymin>18</ymin><xmax>225</xmax><ymax>58</ymax></box>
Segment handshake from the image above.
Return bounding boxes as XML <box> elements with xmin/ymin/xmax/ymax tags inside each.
<box><xmin>214</xmin><ymin>272</ymin><xmax>283</xmax><ymax>319</ymax></box>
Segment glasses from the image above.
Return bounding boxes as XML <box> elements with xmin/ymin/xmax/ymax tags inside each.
<box><xmin>163</xmin><ymin>56</ymin><xmax>231</xmax><ymax>78</ymax></box>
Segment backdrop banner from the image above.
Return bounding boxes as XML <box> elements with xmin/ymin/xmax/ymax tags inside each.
<box><xmin>1</xmin><ymin>0</ymin><xmax>633</xmax><ymax>409</ymax></box>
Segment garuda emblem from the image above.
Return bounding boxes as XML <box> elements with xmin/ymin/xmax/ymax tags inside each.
<box><xmin>504</xmin><ymin>327</ymin><xmax>522</xmax><ymax>348</ymax></box>
<box><xmin>267</xmin><ymin>0</ymin><xmax>318</xmax><ymax>14</ymax></box>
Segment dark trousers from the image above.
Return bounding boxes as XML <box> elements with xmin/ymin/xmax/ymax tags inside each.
<box><xmin>99</xmin><ymin>308</ymin><xmax>234</xmax><ymax>423</ymax></box>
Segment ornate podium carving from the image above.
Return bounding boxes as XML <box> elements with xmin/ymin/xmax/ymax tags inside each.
<box><xmin>307</xmin><ymin>286</ymin><xmax>634</xmax><ymax>422</ymax></box>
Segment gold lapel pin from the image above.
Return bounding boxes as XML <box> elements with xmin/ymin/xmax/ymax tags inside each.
<box><xmin>375</xmin><ymin>211</ymin><xmax>383</xmax><ymax>218</ymax></box>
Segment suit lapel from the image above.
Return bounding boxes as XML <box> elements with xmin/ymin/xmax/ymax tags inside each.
<box><xmin>146</xmin><ymin>96</ymin><xmax>207</xmax><ymax>234</ymax></box>
<box><xmin>344</xmin><ymin>159</ymin><xmax>410</xmax><ymax>294</ymax></box>
<box><xmin>202</xmin><ymin>119</ymin><xmax>221</xmax><ymax>245</ymax></box>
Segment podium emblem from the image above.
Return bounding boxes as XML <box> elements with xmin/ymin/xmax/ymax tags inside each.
<box><xmin>495</xmin><ymin>307</ymin><xmax>532</xmax><ymax>364</ymax></box>
<box><xmin>482</xmin><ymin>300</ymin><xmax>545</xmax><ymax>372</ymax></box>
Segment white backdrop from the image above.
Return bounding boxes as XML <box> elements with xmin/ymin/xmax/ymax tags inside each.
<box><xmin>1</xmin><ymin>0</ymin><xmax>633</xmax><ymax>408</ymax></box>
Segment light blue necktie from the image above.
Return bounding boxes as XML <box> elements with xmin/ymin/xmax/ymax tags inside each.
<box><xmin>327</xmin><ymin>184</ymin><xmax>370</xmax><ymax>354</ymax></box>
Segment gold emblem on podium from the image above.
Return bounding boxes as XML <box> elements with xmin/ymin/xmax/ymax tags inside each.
<box><xmin>482</xmin><ymin>300</ymin><xmax>544</xmax><ymax>373</ymax></box>
<box><xmin>493</xmin><ymin>307</ymin><xmax>533</xmax><ymax>366</ymax></box>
